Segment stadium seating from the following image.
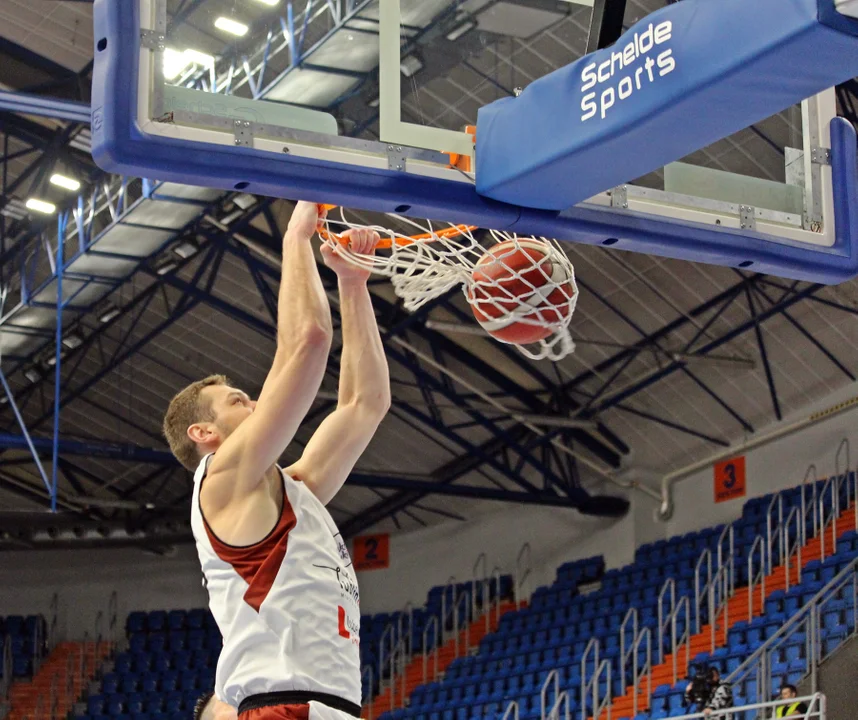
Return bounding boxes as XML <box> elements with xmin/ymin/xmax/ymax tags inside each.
<box><xmin>0</xmin><ymin>615</ymin><xmax>47</xmax><ymax>680</ymax></box>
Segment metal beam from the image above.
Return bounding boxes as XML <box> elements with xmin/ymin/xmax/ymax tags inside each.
<box><xmin>0</xmin><ymin>91</ymin><xmax>91</xmax><ymax>124</ymax></box>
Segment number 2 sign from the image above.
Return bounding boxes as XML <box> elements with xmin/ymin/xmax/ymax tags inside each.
<box><xmin>714</xmin><ymin>456</ymin><xmax>746</xmax><ymax>503</ymax></box>
<box><xmin>353</xmin><ymin>534</ymin><xmax>390</xmax><ymax>571</ymax></box>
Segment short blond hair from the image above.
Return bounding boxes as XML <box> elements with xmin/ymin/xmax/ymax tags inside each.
<box><xmin>163</xmin><ymin>375</ymin><xmax>228</xmax><ymax>470</ymax></box>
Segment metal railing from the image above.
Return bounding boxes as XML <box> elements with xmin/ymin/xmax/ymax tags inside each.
<box><xmin>657</xmin><ymin>578</ymin><xmax>677</xmax><ymax>664</ymax></box>
<box><xmin>488</xmin><ymin>566</ymin><xmax>504</xmax><ymax>632</ymax></box>
<box><xmin>667</xmin><ymin>596</ymin><xmax>691</xmax><ymax>685</ymax></box>
<box><xmin>107</xmin><ymin>591</ymin><xmax>118</xmax><ymax>651</ymax></box>
<box><xmin>440</xmin><ymin>576</ymin><xmax>457</xmax><ymax>643</ymax></box>
<box><xmin>0</xmin><ymin>636</ymin><xmax>12</xmax><ymax>704</ymax></box>
<box><xmin>728</xmin><ymin>557</ymin><xmax>858</xmax><ymax>705</ymax></box>
<box><xmin>580</xmin><ymin>638</ymin><xmax>608</xmax><ymax>720</ymax></box>
<box><xmin>472</xmin><ymin>552</ymin><xmax>488</xmax><ymax>624</ymax></box>
<box><xmin>694</xmin><ymin>548</ymin><xmax>714</xmax><ymax>635</ymax></box>
<box><xmin>717</xmin><ymin>523</ymin><xmax>736</xmax><ymax>596</ymax></box>
<box><xmin>620</xmin><ymin>609</ymin><xmax>652</xmax><ymax>718</ymax></box>
<box><xmin>422</xmin><ymin>615</ymin><xmax>439</xmax><ymax>684</ymax></box>
<box><xmin>515</xmin><ymin>542</ymin><xmax>532</xmax><ymax>607</ymax></box>
<box><xmin>803</xmin><ymin>464</ymin><xmax>820</xmax><ymax>540</ymax></box>
<box><xmin>747</xmin><ymin>536</ymin><xmax>766</xmax><ymax>622</ymax></box>
<box><xmin>501</xmin><ymin>700</ymin><xmax>519</xmax><ymax>720</ymax></box>
<box><xmin>708</xmin><ymin>565</ymin><xmax>731</xmax><ymax>654</ymax></box>
<box><xmin>784</xmin><ymin>505</ymin><xmax>805</xmax><ymax>593</ymax></box>
<box><xmin>541</xmin><ymin>669</ymin><xmax>571</xmax><ymax>720</ymax></box>
<box><xmin>48</xmin><ymin>593</ymin><xmax>59</xmax><ymax>650</ymax></box>
<box><xmin>387</xmin><ymin>638</ymin><xmax>407</xmax><ymax>713</ymax></box>
<box><xmin>452</xmin><ymin>590</ymin><xmax>471</xmax><ymax>660</ymax></box>
<box><xmin>664</xmin><ymin>693</ymin><xmax>826</xmax><ymax>720</ymax></box>
<box><xmin>766</xmin><ymin>492</ymin><xmax>785</xmax><ymax>574</ymax></box>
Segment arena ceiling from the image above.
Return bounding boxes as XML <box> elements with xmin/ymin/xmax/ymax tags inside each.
<box><xmin>0</xmin><ymin>0</ymin><xmax>857</xmax><ymax>552</ymax></box>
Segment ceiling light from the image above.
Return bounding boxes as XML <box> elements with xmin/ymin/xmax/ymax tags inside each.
<box><xmin>24</xmin><ymin>368</ymin><xmax>41</xmax><ymax>384</ymax></box>
<box><xmin>156</xmin><ymin>259</ymin><xmax>179</xmax><ymax>276</ymax></box>
<box><xmin>215</xmin><ymin>17</ymin><xmax>249</xmax><ymax>36</ymax></box>
<box><xmin>400</xmin><ymin>55</ymin><xmax>423</xmax><ymax>78</ymax></box>
<box><xmin>163</xmin><ymin>48</ymin><xmax>190</xmax><ymax>80</ymax></box>
<box><xmin>446</xmin><ymin>19</ymin><xmax>477</xmax><ymax>42</ymax></box>
<box><xmin>25</xmin><ymin>198</ymin><xmax>56</xmax><ymax>215</ymax></box>
<box><xmin>183</xmin><ymin>49</ymin><xmax>215</xmax><ymax>68</ymax></box>
<box><xmin>50</xmin><ymin>174</ymin><xmax>81</xmax><ymax>192</ymax></box>
<box><xmin>254</xmin><ymin>0</ymin><xmax>280</xmax><ymax>5</ymax></box>
<box><xmin>61</xmin><ymin>333</ymin><xmax>84</xmax><ymax>350</ymax></box>
<box><xmin>98</xmin><ymin>306</ymin><xmax>121</xmax><ymax>324</ymax></box>
<box><xmin>172</xmin><ymin>239</ymin><xmax>199</xmax><ymax>259</ymax></box>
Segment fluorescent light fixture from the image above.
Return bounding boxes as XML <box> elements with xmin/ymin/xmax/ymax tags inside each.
<box><xmin>62</xmin><ymin>333</ymin><xmax>84</xmax><ymax>350</ymax></box>
<box><xmin>164</xmin><ymin>48</ymin><xmax>215</xmax><ymax>80</ymax></box>
<box><xmin>173</xmin><ymin>239</ymin><xmax>199</xmax><ymax>259</ymax></box>
<box><xmin>25</xmin><ymin>198</ymin><xmax>56</xmax><ymax>215</ymax></box>
<box><xmin>24</xmin><ymin>368</ymin><xmax>41</xmax><ymax>384</ymax></box>
<box><xmin>446</xmin><ymin>20</ymin><xmax>477</xmax><ymax>42</ymax></box>
<box><xmin>98</xmin><ymin>305</ymin><xmax>121</xmax><ymax>324</ymax></box>
<box><xmin>400</xmin><ymin>55</ymin><xmax>423</xmax><ymax>78</ymax></box>
<box><xmin>156</xmin><ymin>259</ymin><xmax>179</xmax><ymax>276</ymax></box>
<box><xmin>254</xmin><ymin>0</ymin><xmax>280</xmax><ymax>5</ymax></box>
<box><xmin>50</xmin><ymin>174</ymin><xmax>81</xmax><ymax>192</ymax></box>
<box><xmin>215</xmin><ymin>17</ymin><xmax>249</xmax><ymax>36</ymax></box>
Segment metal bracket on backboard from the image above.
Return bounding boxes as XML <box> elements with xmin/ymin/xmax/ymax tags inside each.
<box><xmin>610</xmin><ymin>185</ymin><xmax>628</xmax><ymax>209</ymax></box>
<box><xmin>739</xmin><ymin>205</ymin><xmax>757</xmax><ymax>231</ymax></box>
<box><xmin>387</xmin><ymin>145</ymin><xmax>407</xmax><ymax>172</ymax></box>
<box><xmin>810</xmin><ymin>145</ymin><xmax>832</xmax><ymax>166</ymax></box>
<box><xmin>140</xmin><ymin>30</ymin><xmax>166</xmax><ymax>51</ymax></box>
<box><xmin>234</xmin><ymin>120</ymin><xmax>254</xmax><ymax>148</ymax></box>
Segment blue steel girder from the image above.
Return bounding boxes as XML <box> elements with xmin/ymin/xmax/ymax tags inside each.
<box><xmin>578</xmin><ymin>281</ymin><xmax>823</xmax><ymax>418</ymax></box>
<box><xmin>745</xmin><ymin>283</ymin><xmax>782</xmax><ymax>421</ymax></box>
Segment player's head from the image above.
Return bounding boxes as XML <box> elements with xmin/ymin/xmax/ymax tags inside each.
<box><xmin>163</xmin><ymin>375</ymin><xmax>256</xmax><ymax>470</ymax></box>
<box><xmin>193</xmin><ymin>693</ymin><xmax>236</xmax><ymax>720</ymax></box>
<box><xmin>780</xmin><ymin>684</ymin><xmax>798</xmax><ymax>699</ymax></box>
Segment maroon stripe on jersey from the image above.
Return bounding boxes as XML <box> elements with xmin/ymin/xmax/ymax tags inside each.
<box><xmin>201</xmin><ymin>476</ymin><xmax>297</xmax><ymax>613</ymax></box>
<box><xmin>241</xmin><ymin>704</ymin><xmax>311</xmax><ymax>720</ymax></box>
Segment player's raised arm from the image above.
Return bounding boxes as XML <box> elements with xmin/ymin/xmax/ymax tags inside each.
<box><xmin>287</xmin><ymin>229</ymin><xmax>390</xmax><ymax>505</ymax></box>
<box><xmin>201</xmin><ymin>202</ymin><xmax>333</xmax><ymax>507</ymax></box>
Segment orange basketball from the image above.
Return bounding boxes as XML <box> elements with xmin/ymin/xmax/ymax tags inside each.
<box><xmin>468</xmin><ymin>238</ymin><xmax>576</xmax><ymax>345</ymax></box>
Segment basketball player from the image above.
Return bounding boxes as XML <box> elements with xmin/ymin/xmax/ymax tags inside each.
<box><xmin>163</xmin><ymin>201</ymin><xmax>389</xmax><ymax>720</ymax></box>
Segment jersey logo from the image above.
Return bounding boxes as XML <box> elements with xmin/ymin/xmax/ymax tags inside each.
<box><xmin>338</xmin><ymin>606</ymin><xmax>351</xmax><ymax>639</ymax></box>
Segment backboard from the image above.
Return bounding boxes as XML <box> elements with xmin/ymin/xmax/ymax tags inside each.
<box><xmin>92</xmin><ymin>0</ymin><xmax>858</xmax><ymax>282</ymax></box>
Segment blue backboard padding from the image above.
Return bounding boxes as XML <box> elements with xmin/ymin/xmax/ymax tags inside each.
<box><xmin>90</xmin><ymin>0</ymin><xmax>858</xmax><ymax>284</ymax></box>
<box><xmin>475</xmin><ymin>0</ymin><xmax>858</xmax><ymax>210</ymax></box>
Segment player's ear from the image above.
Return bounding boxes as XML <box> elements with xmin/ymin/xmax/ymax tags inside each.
<box><xmin>187</xmin><ymin>422</ymin><xmax>214</xmax><ymax>445</ymax></box>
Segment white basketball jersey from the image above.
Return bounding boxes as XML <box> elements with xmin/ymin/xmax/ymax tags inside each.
<box><xmin>190</xmin><ymin>456</ymin><xmax>362</xmax><ymax>709</ymax></box>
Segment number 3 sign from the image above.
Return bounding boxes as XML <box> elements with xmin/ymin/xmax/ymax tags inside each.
<box><xmin>353</xmin><ymin>534</ymin><xmax>390</xmax><ymax>571</ymax></box>
<box><xmin>714</xmin><ymin>456</ymin><xmax>746</xmax><ymax>503</ymax></box>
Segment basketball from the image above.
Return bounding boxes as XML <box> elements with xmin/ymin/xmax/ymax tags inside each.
<box><xmin>467</xmin><ymin>238</ymin><xmax>576</xmax><ymax>345</ymax></box>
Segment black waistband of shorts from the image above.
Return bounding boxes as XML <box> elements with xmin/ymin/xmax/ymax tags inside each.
<box><xmin>238</xmin><ymin>691</ymin><xmax>361</xmax><ymax>718</ymax></box>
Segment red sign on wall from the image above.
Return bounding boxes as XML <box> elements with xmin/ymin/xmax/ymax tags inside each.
<box><xmin>714</xmin><ymin>456</ymin><xmax>746</xmax><ymax>504</ymax></box>
<box><xmin>352</xmin><ymin>534</ymin><xmax>390</xmax><ymax>571</ymax></box>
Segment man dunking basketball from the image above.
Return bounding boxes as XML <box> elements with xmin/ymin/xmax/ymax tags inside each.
<box><xmin>162</xmin><ymin>201</ymin><xmax>389</xmax><ymax>720</ymax></box>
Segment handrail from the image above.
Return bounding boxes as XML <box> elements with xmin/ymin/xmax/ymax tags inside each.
<box><xmin>632</xmin><ymin>627</ymin><xmax>652</xmax><ymax>718</ymax></box>
<box><xmin>716</xmin><ymin>524</ymin><xmax>735</xmax><ymax>595</ymax></box>
<box><xmin>547</xmin><ymin>690</ymin><xmax>571</xmax><ymax>720</ymax></box>
<box><xmin>516</xmin><ymin>543</ymin><xmax>532</xmax><ymax>607</ymax></box>
<box><xmin>766</xmin><ymin>492</ymin><xmax>784</xmax><ymax>574</ymax></box>
<box><xmin>657</xmin><ymin>693</ymin><xmax>826</xmax><ymax>720</ymax></box>
<box><xmin>747</xmin><ymin>535</ymin><xmax>766</xmax><ymax>621</ymax></box>
<box><xmin>579</xmin><ymin>638</ymin><xmax>600</xmax><ymax>720</ymax></box>
<box><xmin>728</xmin><ymin>557</ymin><xmax>858</xmax><ymax>684</ymax></box>
<box><xmin>592</xmin><ymin>660</ymin><xmax>612</xmax><ymax>720</ymax></box>
<box><xmin>32</xmin><ymin>614</ymin><xmax>44</xmax><ymax>675</ymax></box>
<box><xmin>708</xmin><ymin>565</ymin><xmax>730</xmax><ymax>653</ymax></box>
<box><xmin>107</xmin><ymin>591</ymin><xmax>118</xmax><ymax>649</ymax></box>
<box><xmin>657</xmin><ymin>578</ymin><xmax>676</xmax><ymax>664</ymax></box>
<box><xmin>835</xmin><ymin>438</ymin><xmax>850</xmax><ymax>517</ymax></box>
<box><xmin>667</xmin><ymin>596</ymin><xmax>690</xmax><ymax>685</ymax></box>
<box><xmin>452</xmin><ymin>590</ymin><xmax>471</xmax><ymax>659</ymax></box>
<box><xmin>693</xmin><ymin>549</ymin><xmax>712</xmax><ymax>635</ymax></box>
<box><xmin>489</xmin><ymin>566</ymin><xmax>503</xmax><ymax>632</ymax></box>
<box><xmin>0</xmin><ymin>636</ymin><xmax>12</xmax><ymax>703</ymax></box>
<box><xmin>472</xmin><ymin>552</ymin><xmax>488</xmax><ymax>623</ymax></box>
<box><xmin>398</xmin><ymin>603</ymin><xmax>413</xmax><ymax>660</ymax></box>
<box><xmin>440</xmin><ymin>575</ymin><xmax>457</xmax><ymax>642</ymax></box>
<box><xmin>784</xmin><ymin>505</ymin><xmax>804</xmax><ymax>592</ymax></box>
<box><xmin>619</xmin><ymin>608</ymin><xmax>638</xmax><ymax>691</ymax></box>
<box><xmin>421</xmin><ymin>615</ymin><xmax>439</xmax><ymax>684</ymax></box>
<box><xmin>501</xmin><ymin>701</ymin><xmax>519</xmax><ymax>720</ymax></box>
<box><xmin>388</xmin><ymin>638</ymin><xmax>406</xmax><ymax>712</ymax></box>
<box><xmin>540</xmin><ymin>668</ymin><xmax>561</xmax><ymax>719</ymax></box>
<box><xmin>803</xmin><ymin>464</ymin><xmax>819</xmax><ymax>539</ymax></box>
<box><xmin>378</xmin><ymin>623</ymin><xmax>396</xmax><ymax>688</ymax></box>
<box><xmin>818</xmin><ymin>485</ymin><xmax>839</xmax><ymax>562</ymax></box>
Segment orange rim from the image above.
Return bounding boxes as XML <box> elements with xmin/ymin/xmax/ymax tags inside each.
<box><xmin>316</xmin><ymin>204</ymin><xmax>476</xmax><ymax>250</ymax></box>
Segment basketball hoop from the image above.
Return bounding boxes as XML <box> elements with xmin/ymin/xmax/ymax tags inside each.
<box><xmin>317</xmin><ymin>206</ymin><xmax>578</xmax><ymax>361</ymax></box>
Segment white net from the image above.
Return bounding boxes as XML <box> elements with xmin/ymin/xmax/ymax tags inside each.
<box><xmin>318</xmin><ymin>208</ymin><xmax>578</xmax><ymax>361</ymax></box>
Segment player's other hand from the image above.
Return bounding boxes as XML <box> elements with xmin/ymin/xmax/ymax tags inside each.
<box><xmin>288</xmin><ymin>201</ymin><xmax>326</xmax><ymax>239</ymax></box>
<box><xmin>321</xmin><ymin>228</ymin><xmax>378</xmax><ymax>284</ymax></box>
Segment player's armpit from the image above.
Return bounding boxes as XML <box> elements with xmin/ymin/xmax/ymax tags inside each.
<box><xmin>286</xmin><ymin>399</ymin><xmax>387</xmax><ymax>506</ymax></box>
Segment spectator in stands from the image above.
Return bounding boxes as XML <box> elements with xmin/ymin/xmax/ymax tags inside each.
<box><xmin>776</xmin><ymin>685</ymin><xmax>809</xmax><ymax>717</ymax></box>
<box><xmin>193</xmin><ymin>692</ymin><xmax>237</xmax><ymax>720</ymax></box>
<box><xmin>685</xmin><ymin>667</ymin><xmax>733</xmax><ymax>718</ymax></box>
